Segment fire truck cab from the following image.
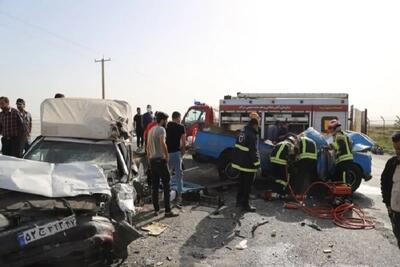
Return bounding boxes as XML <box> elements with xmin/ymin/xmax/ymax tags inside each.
<box><xmin>182</xmin><ymin>101</ymin><xmax>218</xmax><ymax>138</ymax></box>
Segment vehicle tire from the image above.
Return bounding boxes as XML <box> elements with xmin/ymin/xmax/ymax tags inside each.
<box><xmin>218</xmin><ymin>151</ymin><xmax>240</xmax><ymax>181</ymax></box>
<box><xmin>346</xmin><ymin>164</ymin><xmax>363</xmax><ymax>192</ymax></box>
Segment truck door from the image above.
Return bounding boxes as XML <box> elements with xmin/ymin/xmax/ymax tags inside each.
<box><xmin>183</xmin><ymin>107</ymin><xmax>207</xmax><ymax>137</ymax></box>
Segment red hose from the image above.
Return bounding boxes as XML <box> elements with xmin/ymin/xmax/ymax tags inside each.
<box><xmin>285</xmin><ymin>181</ymin><xmax>375</xmax><ymax>230</ymax></box>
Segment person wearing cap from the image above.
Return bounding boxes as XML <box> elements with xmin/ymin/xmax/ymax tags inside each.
<box><xmin>16</xmin><ymin>98</ymin><xmax>32</xmax><ymax>152</ymax></box>
<box><xmin>328</xmin><ymin>119</ymin><xmax>354</xmax><ymax>204</ymax></box>
<box><xmin>269</xmin><ymin>135</ymin><xmax>297</xmax><ymax>196</ymax></box>
<box><xmin>381</xmin><ymin>132</ymin><xmax>400</xmax><ymax>248</ymax></box>
<box><xmin>232</xmin><ymin>118</ymin><xmax>260</xmax><ymax>212</ymax></box>
<box><xmin>147</xmin><ymin>111</ymin><xmax>179</xmax><ymax>218</ymax></box>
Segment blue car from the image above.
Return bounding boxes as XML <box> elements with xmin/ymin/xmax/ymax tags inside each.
<box><xmin>193</xmin><ymin>128</ymin><xmax>373</xmax><ymax>192</ymax></box>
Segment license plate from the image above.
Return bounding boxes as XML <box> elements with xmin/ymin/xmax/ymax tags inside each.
<box><xmin>17</xmin><ymin>215</ymin><xmax>77</xmax><ymax>247</ymax></box>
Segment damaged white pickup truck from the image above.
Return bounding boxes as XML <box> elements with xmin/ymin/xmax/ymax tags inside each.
<box><xmin>0</xmin><ymin>98</ymin><xmax>141</xmax><ymax>266</ymax></box>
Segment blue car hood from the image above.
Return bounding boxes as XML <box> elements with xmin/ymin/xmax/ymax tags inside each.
<box><xmin>303</xmin><ymin>128</ymin><xmax>374</xmax><ymax>151</ymax></box>
<box><xmin>345</xmin><ymin>131</ymin><xmax>375</xmax><ymax>149</ymax></box>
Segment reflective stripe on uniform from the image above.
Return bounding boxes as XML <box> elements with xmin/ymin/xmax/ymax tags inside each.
<box><xmin>336</xmin><ymin>154</ymin><xmax>354</xmax><ymax>163</ymax></box>
<box><xmin>235</xmin><ymin>144</ymin><xmax>250</xmax><ymax>152</ymax></box>
<box><xmin>299</xmin><ymin>137</ymin><xmax>317</xmax><ymax>160</ymax></box>
<box><xmin>331</xmin><ymin>141</ymin><xmax>339</xmax><ymax>150</ymax></box>
<box><xmin>299</xmin><ymin>153</ymin><xmax>317</xmax><ymax>160</ymax></box>
<box><xmin>254</xmin><ymin>161</ymin><xmax>260</xmax><ymax>166</ymax></box>
<box><xmin>270</xmin><ymin>141</ymin><xmax>289</xmax><ymax>165</ymax></box>
<box><xmin>333</xmin><ymin>133</ymin><xmax>353</xmax><ymax>163</ymax></box>
<box><xmin>275</xmin><ymin>179</ymin><xmax>288</xmax><ymax>187</ymax></box>
<box><xmin>270</xmin><ymin>158</ymin><xmax>288</xmax><ymax>165</ymax></box>
<box><xmin>231</xmin><ymin>163</ymin><xmax>257</xmax><ymax>173</ymax></box>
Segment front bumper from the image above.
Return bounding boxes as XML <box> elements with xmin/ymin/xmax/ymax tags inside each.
<box><xmin>0</xmin><ymin>215</ymin><xmax>115</xmax><ymax>267</ymax></box>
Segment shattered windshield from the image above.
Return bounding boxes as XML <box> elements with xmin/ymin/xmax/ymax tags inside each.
<box><xmin>24</xmin><ymin>140</ymin><xmax>117</xmax><ymax>170</ymax></box>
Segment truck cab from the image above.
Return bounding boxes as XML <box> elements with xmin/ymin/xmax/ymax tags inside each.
<box><xmin>182</xmin><ymin>102</ymin><xmax>218</xmax><ymax>138</ymax></box>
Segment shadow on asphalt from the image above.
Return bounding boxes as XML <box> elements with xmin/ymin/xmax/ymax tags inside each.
<box><xmin>353</xmin><ymin>191</ymin><xmax>375</xmax><ymax>210</ymax></box>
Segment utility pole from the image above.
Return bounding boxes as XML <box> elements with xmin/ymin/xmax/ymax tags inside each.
<box><xmin>95</xmin><ymin>57</ymin><xmax>111</xmax><ymax>99</ymax></box>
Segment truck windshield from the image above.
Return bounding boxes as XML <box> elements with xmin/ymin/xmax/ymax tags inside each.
<box><xmin>185</xmin><ymin>108</ymin><xmax>205</xmax><ymax>123</ymax></box>
<box><xmin>24</xmin><ymin>140</ymin><xmax>117</xmax><ymax>170</ymax></box>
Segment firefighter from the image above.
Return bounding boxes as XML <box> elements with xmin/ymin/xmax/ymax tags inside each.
<box><xmin>292</xmin><ymin>134</ymin><xmax>318</xmax><ymax>195</ymax></box>
<box><xmin>328</xmin><ymin>119</ymin><xmax>354</xmax><ymax>203</ymax></box>
<box><xmin>269</xmin><ymin>135</ymin><xmax>297</xmax><ymax>196</ymax></box>
<box><xmin>249</xmin><ymin>112</ymin><xmax>261</xmax><ymax>139</ymax></box>
<box><xmin>232</xmin><ymin>118</ymin><xmax>260</xmax><ymax>212</ymax></box>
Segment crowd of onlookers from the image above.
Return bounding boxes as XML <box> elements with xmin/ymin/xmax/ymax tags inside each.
<box><xmin>0</xmin><ymin>96</ymin><xmax>32</xmax><ymax>158</ymax></box>
<box><xmin>134</xmin><ymin>105</ymin><xmax>186</xmax><ymax>217</ymax></box>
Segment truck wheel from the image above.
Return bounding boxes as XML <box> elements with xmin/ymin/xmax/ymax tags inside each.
<box><xmin>346</xmin><ymin>164</ymin><xmax>363</xmax><ymax>192</ymax></box>
<box><xmin>218</xmin><ymin>151</ymin><xmax>240</xmax><ymax>181</ymax></box>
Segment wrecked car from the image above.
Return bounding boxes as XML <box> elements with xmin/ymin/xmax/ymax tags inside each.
<box><xmin>0</xmin><ymin>98</ymin><xmax>141</xmax><ymax>266</ymax></box>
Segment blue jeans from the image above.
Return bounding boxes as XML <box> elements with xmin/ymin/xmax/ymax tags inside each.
<box><xmin>390</xmin><ymin>211</ymin><xmax>400</xmax><ymax>248</ymax></box>
<box><xmin>169</xmin><ymin>151</ymin><xmax>183</xmax><ymax>194</ymax></box>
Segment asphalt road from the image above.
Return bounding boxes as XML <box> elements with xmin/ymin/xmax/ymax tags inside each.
<box><xmin>123</xmin><ymin>154</ymin><xmax>400</xmax><ymax>267</ymax></box>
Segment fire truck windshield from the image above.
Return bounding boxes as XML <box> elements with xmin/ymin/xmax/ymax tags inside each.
<box><xmin>185</xmin><ymin>108</ymin><xmax>205</xmax><ymax>123</ymax></box>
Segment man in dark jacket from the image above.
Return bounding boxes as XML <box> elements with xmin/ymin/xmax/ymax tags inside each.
<box><xmin>232</xmin><ymin>118</ymin><xmax>260</xmax><ymax>212</ymax></box>
<box><xmin>381</xmin><ymin>132</ymin><xmax>400</xmax><ymax>248</ymax></box>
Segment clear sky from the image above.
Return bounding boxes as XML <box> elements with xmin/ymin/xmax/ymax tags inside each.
<box><xmin>0</xmin><ymin>0</ymin><xmax>399</xmax><ymax>120</ymax></box>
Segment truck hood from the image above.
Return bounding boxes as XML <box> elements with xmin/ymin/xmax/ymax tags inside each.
<box><xmin>0</xmin><ymin>155</ymin><xmax>111</xmax><ymax>198</ymax></box>
<box><xmin>304</xmin><ymin>127</ymin><xmax>374</xmax><ymax>151</ymax></box>
<box><xmin>344</xmin><ymin>131</ymin><xmax>375</xmax><ymax>148</ymax></box>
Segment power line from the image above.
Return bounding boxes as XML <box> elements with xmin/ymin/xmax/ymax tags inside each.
<box><xmin>0</xmin><ymin>10</ymin><xmax>100</xmax><ymax>55</ymax></box>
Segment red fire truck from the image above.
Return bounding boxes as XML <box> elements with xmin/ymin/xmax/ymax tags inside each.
<box><xmin>183</xmin><ymin>93</ymin><xmax>350</xmax><ymax>139</ymax></box>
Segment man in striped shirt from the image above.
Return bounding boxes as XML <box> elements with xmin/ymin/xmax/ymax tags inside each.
<box><xmin>0</xmin><ymin>96</ymin><xmax>25</xmax><ymax>157</ymax></box>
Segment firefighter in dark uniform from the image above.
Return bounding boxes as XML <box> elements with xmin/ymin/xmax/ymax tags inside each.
<box><xmin>232</xmin><ymin>118</ymin><xmax>260</xmax><ymax>212</ymax></box>
<box><xmin>292</xmin><ymin>135</ymin><xmax>318</xmax><ymax>195</ymax></box>
<box><xmin>270</xmin><ymin>136</ymin><xmax>297</xmax><ymax>195</ymax></box>
<box><xmin>328</xmin><ymin>119</ymin><xmax>354</xmax><ymax>203</ymax></box>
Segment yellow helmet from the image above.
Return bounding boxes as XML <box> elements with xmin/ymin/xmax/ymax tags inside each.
<box><xmin>249</xmin><ymin>112</ymin><xmax>260</xmax><ymax>120</ymax></box>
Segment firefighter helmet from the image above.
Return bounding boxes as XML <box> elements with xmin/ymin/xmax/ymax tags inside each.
<box><xmin>327</xmin><ymin>119</ymin><xmax>341</xmax><ymax>132</ymax></box>
<box><xmin>249</xmin><ymin>112</ymin><xmax>260</xmax><ymax>120</ymax></box>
